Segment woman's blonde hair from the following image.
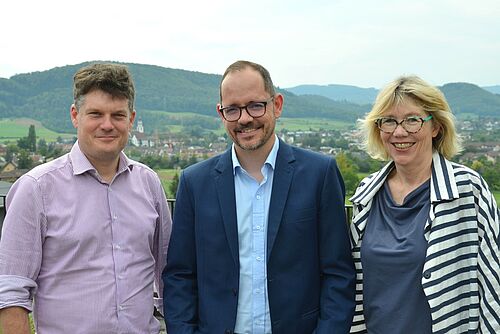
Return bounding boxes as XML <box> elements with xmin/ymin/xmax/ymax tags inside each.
<box><xmin>360</xmin><ymin>75</ymin><xmax>462</xmax><ymax>160</ymax></box>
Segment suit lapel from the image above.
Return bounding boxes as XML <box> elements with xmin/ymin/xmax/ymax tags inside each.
<box><xmin>267</xmin><ymin>141</ymin><xmax>295</xmax><ymax>261</ymax></box>
<box><xmin>214</xmin><ymin>149</ymin><xmax>239</xmax><ymax>266</ymax></box>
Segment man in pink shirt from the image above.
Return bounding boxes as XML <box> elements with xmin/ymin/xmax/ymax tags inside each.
<box><xmin>0</xmin><ymin>63</ymin><xmax>171</xmax><ymax>334</ymax></box>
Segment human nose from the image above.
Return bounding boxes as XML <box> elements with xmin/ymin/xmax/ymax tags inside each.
<box><xmin>100</xmin><ymin>115</ymin><xmax>114</xmax><ymax>130</ymax></box>
<box><xmin>391</xmin><ymin>121</ymin><xmax>408</xmax><ymax>136</ymax></box>
<box><xmin>238</xmin><ymin>107</ymin><xmax>254</xmax><ymax>124</ymax></box>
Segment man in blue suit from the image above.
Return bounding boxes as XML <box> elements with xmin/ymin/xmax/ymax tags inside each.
<box><xmin>163</xmin><ymin>60</ymin><xmax>355</xmax><ymax>334</ymax></box>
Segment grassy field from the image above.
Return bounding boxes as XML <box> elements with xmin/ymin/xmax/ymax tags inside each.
<box><xmin>238</xmin><ymin>117</ymin><xmax>348</xmax><ymax>132</ymax></box>
<box><xmin>156</xmin><ymin>168</ymin><xmax>181</xmax><ymax>197</ymax></box>
<box><xmin>0</xmin><ymin>114</ymin><xmax>352</xmax><ymax>143</ymax></box>
<box><xmin>0</xmin><ymin>118</ymin><xmax>74</xmax><ymax>143</ymax></box>
<box><xmin>276</xmin><ymin>117</ymin><xmax>351</xmax><ymax>131</ymax></box>
<box><xmin>144</xmin><ymin>110</ymin><xmax>354</xmax><ymax>133</ymax></box>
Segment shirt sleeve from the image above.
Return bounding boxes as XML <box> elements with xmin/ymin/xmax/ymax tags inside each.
<box><xmin>0</xmin><ymin>175</ymin><xmax>45</xmax><ymax>311</ymax></box>
<box><xmin>152</xmin><ymin>174</ymin><xmax>172</xmax><ymax>316</ymax></box>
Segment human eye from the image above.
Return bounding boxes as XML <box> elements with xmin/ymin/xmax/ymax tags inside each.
<box><xmin>113</xmin><ymin>112</ymin><xmax>128</xmax><ymax>119</ymax></box>
<box><xmin>247</xmin><ymin>102</ymin><xmax>265</xmax><ymax>111</ymax></box>
<box><xmin>87</xmin><ymin>111</ymin><xmax>102</xmax><ymax>118</ymax></box>
<box><xmin>405</xmin><ymin>116</ymin><xmax>421</xmax><ymax>125</ymax></box>
<box><xmin>380</xmin><ymin>117</ymin><xmax>396</xmax><ymax>125</ymax></box>
<box><xmin>223</xmin><ymin>106</ymin><xmax>239</xmax><ymax>115</ymax></box>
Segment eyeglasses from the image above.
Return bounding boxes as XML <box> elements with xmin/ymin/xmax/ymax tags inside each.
<box><xmin>219</xmin><ymin>97</ymin><xmax>274</xmax><ymax>122</ymax></box>
<box><xmin>375</xmin><ymin>115</ymin><xmax>433</xmax><ymax>134</ymax></box>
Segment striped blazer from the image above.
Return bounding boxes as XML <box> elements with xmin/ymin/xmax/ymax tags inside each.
<box><xmin>349</xmin><ymin>152</ymin><xmax>499</xmax><ymax>333</ymax></box>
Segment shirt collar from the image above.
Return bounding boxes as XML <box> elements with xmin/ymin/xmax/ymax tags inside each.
<box><xmin>70</xmin><ymin>141</ymin><xmax>133</xmax><ymax>176</ymax></box>
<box><xmin>231</xmin><ymin>135</ymin><xmax>280</xmax><ymax>175</ymax></box>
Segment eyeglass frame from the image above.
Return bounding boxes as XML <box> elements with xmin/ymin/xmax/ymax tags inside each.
<box><xmin>375</xmin><ymin>115</ymin><xmax>433</xmax><ymax>134</ymax></box>
<box><xmin>218</xmin><ymin>96</ymin><xmax>275</xmax><ymax>122</ymax></box>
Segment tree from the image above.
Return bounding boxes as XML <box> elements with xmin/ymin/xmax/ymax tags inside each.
<box><xmin>16</xmin><ymin>125</ymin><xmax>37</xmax><ymax>153</ymax></box>
<box><xmin>17</xmin><ymin>136</ymin><xmax>31</xmax><ymax>150</ymax></box>
<box><xmin>471</xmin><ymin>160</ymin><xmax>483</xmax><ymax>172</ymax></box>
<box><xmin>27</xmin><ymin>124</ymin><xmax>37</xmax><ymax>152</ymax></box>
<box><xmin>169</xmin><ymin>172</ymin><xmax>180</xmax><ymax>198</ymax></box>
<box><xmin>5</xmin><ymin>143</ymin><xmax>18</xmax><ymax>162</ymax></box>
<box><xmin>17</xmin><ymin>149</ymin><xmax>33</xmax><ymax>169</ymax></box>
<box><xmin>336</xmin><ymin>152</ymin><xmax>360</xmax><ymax>197</ymax></box>
<box><xmin>470</xmin><ymin>158</ymin><xmax>500</xmax><ymax>191</ymax></box>
<box><xmin>38</xmin><ymin>138</ymin><xmax>48</xmax><ymax>156</ymax></box>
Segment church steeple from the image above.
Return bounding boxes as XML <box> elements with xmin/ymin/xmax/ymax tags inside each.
<box><xmin>136</xmin><ymin>118</ymin><xmax>144</xmax><ymax>133</ymax></box>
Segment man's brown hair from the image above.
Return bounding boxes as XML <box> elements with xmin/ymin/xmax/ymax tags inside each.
<box><xmin>219</xmin><ymin>60</ymin><xmax>276</xmax><ymax>102</ymax></box>
<box><xmin>73</xmin><ymin>63</ymin><xmax>135</xmax><ymax>112</ymax></box>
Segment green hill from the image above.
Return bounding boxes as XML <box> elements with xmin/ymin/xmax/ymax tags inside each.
<box><xmin>284</xmin><ymin>83</ymin><xmax>378</xmax><ymax>104</ymax></box>
<box><xmin>440</xmin><ymin>83</ymin><xmax>500</xmax><ymax>117</ymax></box>
<box><xmin>284</xmin><ymin>82</ymin><xmax>500</xmax><ymax>119</ymax></box>
<box><xmin>0</xmin><ymin>61</ymin><xmax>369</xmax><ymax>133</ymax></box>
<box><xmin>0</xmin><ymin>62</ymin><xmax>498</xmax><ymax>134</ymax></box>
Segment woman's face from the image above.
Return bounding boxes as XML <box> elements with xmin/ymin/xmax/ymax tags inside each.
<box><xmin>379</xmin><ymin>99</ymin><xmax>439</xmax><ymax>169</ymax></box>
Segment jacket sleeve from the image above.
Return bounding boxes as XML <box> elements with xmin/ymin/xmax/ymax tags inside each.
<box><xmin>477</xmin><ymin>182</ymin><xmax>500</xmax><ymax>332</ymax></box>
<box><xmin>162</xmin><ymin>171</ymin><xmax>199</xmax><ymax>334</ymax></box>
<box><xmin>315</xmin><ymin>158</ymin><xmax>356</xmax><ymax>334</ymax></box>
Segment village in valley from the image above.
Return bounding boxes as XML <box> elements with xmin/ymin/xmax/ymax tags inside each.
<box><xmin>0</xmin><ymin>115</ymin><xmax>499</xmax><ymax>197</ymax></box>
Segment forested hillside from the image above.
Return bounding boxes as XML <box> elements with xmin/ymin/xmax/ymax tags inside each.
<box><xmin>0</xmin><ymin>62</ymin><xmax>498</xmax><ymax>134</ymax></box>
<box><xmin>440</xmin><ymin>83</ymin><xmax>500</xmax><ymax>117</ymax></box>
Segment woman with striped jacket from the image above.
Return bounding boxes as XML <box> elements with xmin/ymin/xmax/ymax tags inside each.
<box><xmin>349</xmin><ymin>75</ymin><xmax>499</xmax><ymax>333</ymax></box>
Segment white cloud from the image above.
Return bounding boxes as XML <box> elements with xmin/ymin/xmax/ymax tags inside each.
<box><xmin>1</xmin><ymin>0</ymin><xmax>499</xmax><ymax>87</ymax></box>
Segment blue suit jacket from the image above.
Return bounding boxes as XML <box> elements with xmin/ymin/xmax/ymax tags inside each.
<box><xmin>163</xmin><ymin>140</ymin><xmax>355</xmax><ymax>334</ymax></box>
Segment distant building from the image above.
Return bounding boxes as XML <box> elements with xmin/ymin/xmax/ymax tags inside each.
<box><xmin>1</xmin><ymin>162</ymin><xmax>17</xmax><ymax>173</ymax></box>
<box><xmin>136</xmin><ymin>118</ymin><xmax>144</xmax><ymax>133</ymax></box>
<box><xmin>0</xmin><ymin>161</ymin><xmax>29</xmax><ymax>183</ymax></box>
<box><xmin>130</xmin><ymin>118</ymin><xmax>155</xmax><ymax>147</ymax></box>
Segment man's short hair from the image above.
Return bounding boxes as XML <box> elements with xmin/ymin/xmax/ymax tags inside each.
<box><xmin>220</xmin><ymin>60</ymin><xmax>276</xmax><ymax>102</ymax></box>
<box><xmin>73</xmin><ymin>63</ymin><xmax>135</xmax><ymax>112</ymax></box>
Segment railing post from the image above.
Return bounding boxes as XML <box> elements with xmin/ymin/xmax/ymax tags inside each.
<box><xmin>165</xmin><ymin>199</ymin><xmax>354</xmax><ymax>224</ymax></box>
<box><xmin>0</xmin><ymin>195</ymin><xmax>6</xmax><ymax>239</ymax></box>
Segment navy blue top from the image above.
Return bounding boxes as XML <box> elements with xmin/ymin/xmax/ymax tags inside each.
<box><xmin>361</xmin><ymin>179</ymin><xmax>432</xmax><ymax>334</ymax></box>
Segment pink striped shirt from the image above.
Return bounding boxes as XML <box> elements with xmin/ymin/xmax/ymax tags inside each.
<box><xmin>0</xmin><ymin>142</ymin><xmax>171</xmax><ymax>333</ymax></box>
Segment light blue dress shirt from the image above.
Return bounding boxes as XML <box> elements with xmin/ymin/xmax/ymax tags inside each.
<box><xmin>232</xmin><ymin>137</ymin><xmax>279</xmax><ymax>334</ymax></box>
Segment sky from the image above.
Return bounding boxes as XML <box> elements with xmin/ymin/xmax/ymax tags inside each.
<box><xmin>1</xmin><ymin>0</ymin><xmax>499</xmax><ymax>89</ymax></box>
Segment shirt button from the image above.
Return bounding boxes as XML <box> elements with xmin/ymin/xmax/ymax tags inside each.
<box><xmin>114</xmin><ymin>244</ymin><xmax>121</xmax><ymax>250</ymax></box>
<box><xmin>118</xmin><ymin>275</ymin><xmax>124</xmax><ymax>280</ymax></box>
<box><xmin>256</xmin><ymin>195</ymin><xmax>261</xmax><ymax>200</ymax></box>
<box><xmin>256</xmin><ymin>225</ymin><xmax>261</xmax><ymax>230</ymax></box>
<box><xmin>256</xmin><ymin>256</ymin><xmax>262</xmax><ymax>261</ymax></box>
<box><xmin>118</xmin><ymin>305</ymin><xmax>124</xmax><ymax>311</ymax></box>
<box><xmin>423</xmin><ymin>270</ymin><xmax>431</xmax><ymax>279</ymax></box>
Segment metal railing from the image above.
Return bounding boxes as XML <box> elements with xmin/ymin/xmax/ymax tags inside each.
<box><xmin>0</xmin><ymin>198</ymin><xmax>353</xmax><ymax>240</ymax></box>
<box><xmin>166</xmin><ymin>199</ymin><xmax>354</xmax><ymax>224</ymax></box>
<box><xmin>0</xmin><ymin>195</ymin><xmax>5</xmax><ymax>239</ymax></box>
